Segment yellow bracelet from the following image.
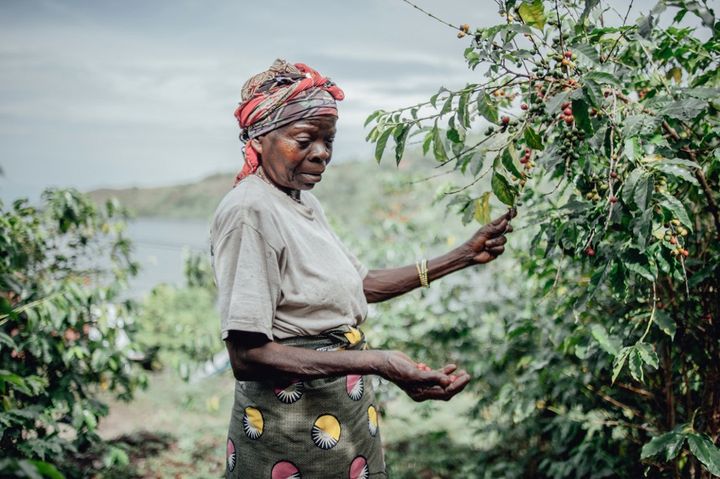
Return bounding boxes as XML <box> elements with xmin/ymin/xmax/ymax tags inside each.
<box><xmin>416</xmin><ymin>259</ymin><xmax>429</xmax><ymax>288</ymax></box>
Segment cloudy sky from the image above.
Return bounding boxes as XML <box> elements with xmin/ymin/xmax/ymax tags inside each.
<box><xmin>0</xmin><ymin>0</ymin><xmax>508</xmax><ymax>201</ymax></box>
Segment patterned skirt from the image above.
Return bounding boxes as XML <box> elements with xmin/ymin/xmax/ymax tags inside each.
<box><xmin>225</xmin><ymin>326</ymin><xmax>387</xmax><ymax>478</ymax></box>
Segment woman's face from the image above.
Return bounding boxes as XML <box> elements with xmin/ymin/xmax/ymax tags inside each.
<box><xmin>251</xmin><ymin>115</ymin><xmax>337</xmax><ymax>191</ymax></box>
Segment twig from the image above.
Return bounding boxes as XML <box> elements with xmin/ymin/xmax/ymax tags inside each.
<box><xmin>602</xmin><ymin>0</ymin><xmax>635</xmax><ymax>62</ymax></box>
<box><xmin>661</xmin><ymin>120</ymin><xmax>720</xmax><ymax>236</ymax></box>
<box><xmin>640</xmin><ymin>282</ymin><xmax>658</xmax><ymax>342</ymax></box>
<box><xmin>399</xmin><ymin>0</ymin><xmax>460</xmax><ymax>30</ymax></box>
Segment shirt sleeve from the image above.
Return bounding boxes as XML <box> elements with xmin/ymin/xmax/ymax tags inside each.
<box><xmin>213</xmin><ymin>223</ymin><xmax>281</xmax><ymax>341</ymax></box>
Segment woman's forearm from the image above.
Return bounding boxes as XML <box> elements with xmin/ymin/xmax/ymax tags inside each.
<box><xmin>362</xmin><ymin>246</ymin><xmax>473</xmax><ymax>303</ymax></box>
<box><xmin>226</xmin><ymin>333</ymin><xmax>384</xmax><ymax>381</ymax></box>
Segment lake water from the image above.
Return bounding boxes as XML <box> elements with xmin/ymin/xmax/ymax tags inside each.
<box><xmin>125</xmin><ymin>217</ymin><xmax>212</xmax><ymax>297</ymax></box>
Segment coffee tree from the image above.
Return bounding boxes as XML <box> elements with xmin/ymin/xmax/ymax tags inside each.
<box><xmin>367</xmin><ymin>0</ymin><xmax>719</xmax><ymax>476</ymax></box>
<box><xmin>0</xmin><ymin>190</ymin><xmax>144</xmax><ymax>477</ymax></box>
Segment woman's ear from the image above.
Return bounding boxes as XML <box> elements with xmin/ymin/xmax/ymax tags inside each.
<box><xmin>249</xmin><ymin>137</ymin><xmax>263</xmax><ymax>155</ymax></box>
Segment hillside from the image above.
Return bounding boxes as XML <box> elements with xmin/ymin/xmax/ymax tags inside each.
<box><xmin>87</xmin><ymin>155</ymin><xmax>458</xmax><ymax>228</ymax></box>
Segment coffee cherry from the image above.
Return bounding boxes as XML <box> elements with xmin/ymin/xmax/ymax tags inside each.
<box><xmin>564</xmin><ymin>50</ymin><xmax>572</xmax><ymax>58</ymax></box>
<box><xmin>520</xmin><ymin>157</ymin><xmax>528</xmax><ymax>164</ymax></box>
<box><xmin>521</xmin><ymin>103</ymin><xmax>529</xmax><ymax>110</ymax></box>
<box><xmin>561</xmin><ymin>101</ymin><xmax>570</xmax><ymax>109</ymax></box>
<box><xmin>671</xmin><ymin>219</ymin><xmax>681</xmax><ymax>226</ymax></box>
<box><xmin>564</xmin><ymin>115</ymin><xmax>574</xmax><ymax>124</ymax></box>
<box><xmin>563</xmin><ymin>107</ymin><xmax>572</xmax><ymax>116</ymax></box>
<box><xmin>681</xmin><ymin>249</ymin><xmax>689</xmax><ymax>257</ymax></box>
<box><xmin>457</xmin><ymin>31</ymin><xmax>467</xmax><ymax>38</ymax></box>
<box><xmin>670</xmin><ymin>236</ymin><xmax>677</xmax><ymax>245</ymax></box>
<box><xmin>609</xmin><ymin>195</ymin><xmax>618</xmax><ymax>203</ymax></box>
<box><xmin>610</xmin><ymin>171</ymin><xmax>618</xmax><ymax>179</ymax></box>
<box><xmin>501</xmin><ymin>116</ymin><xmax>510</xmax><ymax>125</ymax></box>
<box><xmin>585</xmin><ymin>247</ymin><xmax>595</xmax><ymax>257</ymax></box>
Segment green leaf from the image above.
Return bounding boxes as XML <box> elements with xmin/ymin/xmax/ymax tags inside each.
<box><xmin>572</xmin><ymin>99</ymin><xmax>593</xmax><ymax>134</ymax></box>
<box><xmin>447</xmin><ymin>128</ymin><xmax>462</xmax><ymax>144</ymax></box>
<box><xmin>583</xmin><ymin>80</ymin><xmax>603</xmax><ymax>107</ymax></box>
<box><xmin>29</xmin><ymin>461</ymin><xmax>65</xmax><ymax>479</ymax></box>
<box><xmin>641</xmin><ymin>431</ymin><xmax>687</xmax><ymax>461</ymax></box>
<box><xmin>422</xmin><ymin>130</ymin><xmax>433</xmax><ymax>155</ymax></box>
<box><xmin>517</xmin><ymin>0</ymin><xmax>546</xmax><ymax>30</ymax></box>
<box><xmin>590</xmin><ymin>324</ymin><xmax>619</xmax><ymax>355</ymax></box>
<box><xmin>585</xmin><ymin>71</ymin><xmax>621</xmax><ymax>87</ymax></box>
<box><xmin>0</xmin><ymin>371</ymin><xmax>31</xmax><ymax>395</ymax></box>
<box><xmin>661</xmin><ymin>98</ymin><xmax>707</xmax><ymax>121</ymax></box>
<box><xmin>688</xmin><ymin>434</ymin><xmax>720</xmax><ymax>476</ymax></box>
<box><xmin>628</xmin><ymin>347</ymin><xmax>644</xmax><ymax>382</ymax></box>
<box><xmin>393</xmin><ymin>124</ymin><xmax>410</xmax><ymax>165</ymax></box>
<box><xmin>652</xmin><ymin>163</ymin><xmax>700</xmax><ymax>186</ymax></box>
<box><xmin>502</xmin><ymin>147</ymin><xmax>523</xmax><ymax>179</ymax></box>
<box><xmin>612</xmin><ymin>346</ymin><xmax>632</xmax><ymax>384</ymax></box>
<box><xmin>633</xmin><ymin>174</ymin><xmax>654</xmax><ymax>211</ymax></box>
<box><xmin>374</xmin><ymin>127</ymin><xmax>393</xmax><ymax>163</ymax></box>
<box><xmin>364</xmin><ymin>110</ymin><xmax>382</xmax><ymax>127</ymax></box>
<box><xmin>624</xmin><ymin>137</ymin><xmax>641</xmax><ymax>163</ymax></box>
<box><xmin>474</xmin><ymin>192</ymin><xmax>491</xmax><ymax>224</ymax></box>
<box><xmin>580</xmin><ymin>0</ymin><xmax>600</xmax><ymax>21</ymax></box>
<box><xmin>636</xmin><ymin>342</ymin><xmax>659</xmax><ymax>369</ymax></box>
<box><xmin>477</xmin><ymin>93</ymin><xmax>499</xmax><ymax>124</ymax></box>
<box><xmin>491</xmin><ymin>171</ymin><xmax>517</xmax><ymax>206</ymax></box>
<box><xmin>433</xmin><ymin>127</ymin><xmax>448</xmax><ymax>163</ymax></box>
<box><xmin>654</xmin><ymin>310</ymin><xmax>676</xmax><ymax>339</ymax></box>
<box><xmin>440</xmin><ymin>95</ymin><xmax>454</xmax><ymax>116</ymax></box>
<box><xmin>660</xmin><ymin>193</ymin><xmax>693</xmax><ymax>230</ymax></box>
<box><xmin>625</xmin><ymin>261</ymin><xmax>656</xmax><ymax>282</ymax></box>
<box><xmin>458</xmin><ymin>90</ymin><xmax>471</xmax><ymax>128</ymax></box>
<box><xmin>659</xmin><ymin>158</ymin><xmax>700</xmax><ymax>169</ymax></box>
<box><xmin>523</xmin><ymin>126</ymin><xmax>544</xmax><ymax>150</ymax></box>
<box><xmin>622</xmin><ymin>168</ymin><xmax>647</xmax><ymax>205</ymax></box>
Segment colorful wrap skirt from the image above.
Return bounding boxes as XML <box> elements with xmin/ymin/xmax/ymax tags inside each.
<box><xmin>225</xmin><ymin>326</ymin><xmax>387</xmax><ymax>478</ymax></box>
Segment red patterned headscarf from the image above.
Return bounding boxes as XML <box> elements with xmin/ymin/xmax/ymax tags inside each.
<box><xmin>233</xmin><ymin>59</ymin><xmax>345</xmax><ymax>185</ymax></box>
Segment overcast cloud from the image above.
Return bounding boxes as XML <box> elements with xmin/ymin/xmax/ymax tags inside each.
<box><xmin>0</xmin><ymin>0</ymin><xmax>665</xmax><ymax>201</ymax></box>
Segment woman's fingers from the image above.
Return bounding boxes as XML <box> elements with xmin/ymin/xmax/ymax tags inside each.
<box><xmin>441</xmin><ymin>364</ymin><xmax>458</xmax><ymax>374</ymax></box>
<box><xmin>487</xmin><ymin>246</ymin><xmax>505</xmax><ymax>256</ymax></box>
<box><xmin>485</xmin><ymin>236</ymin><xmax>508</xmax><ymax>248</ymax></box>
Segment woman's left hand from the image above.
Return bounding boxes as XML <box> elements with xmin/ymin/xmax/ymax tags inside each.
<box><xmin>461</xmin><ymin>208</ymin><xmax>516</xmax><ymax>265</ymax></box>
<box><xmin>404</xmin><ymin>364</ymin><xmax>471</xmax><ymax>402</ymax></box>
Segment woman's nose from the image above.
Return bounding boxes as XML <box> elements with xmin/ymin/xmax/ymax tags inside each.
<box><xmin>309</xmin><ymin>141</ymin><xmax>331</xmax><ymax>163</ymax></box>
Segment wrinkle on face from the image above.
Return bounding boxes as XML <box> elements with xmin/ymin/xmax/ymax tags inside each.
<box><xmin>253</xmin><ymin>115</ymin><xmax>337</xmax><ymax>192</ymax></box>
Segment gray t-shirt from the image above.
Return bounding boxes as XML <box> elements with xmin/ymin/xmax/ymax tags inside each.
<box><xmin>210</xmin><ymin>174</ymin><xmax>368</xmax><ymax>341</ymax></box>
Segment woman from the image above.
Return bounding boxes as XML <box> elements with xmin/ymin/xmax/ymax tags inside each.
<box><xmin>210</xmin><ymin>59</ymin><xmax>513</xmax><ymax>478</ymax></box>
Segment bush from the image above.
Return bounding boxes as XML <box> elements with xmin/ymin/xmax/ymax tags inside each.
<box><xmin>367</xmin><ymin>0</ymin><xmax>720</xmax><ymax>476</ymax></box>
<box><xmin>0</xmin><ymin>189</ymin><xmax>144</xmax><ymax>477</ymax></box>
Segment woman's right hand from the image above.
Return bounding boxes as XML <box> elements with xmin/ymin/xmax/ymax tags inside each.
<box><xmin>375</xmin><ymin>350</ymin><xmax>471</xmax><ymax>402</ymax></box>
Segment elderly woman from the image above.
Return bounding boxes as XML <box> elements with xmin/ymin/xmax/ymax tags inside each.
<box><xmin>211</xmin><ymin>59</ymin><xmax>513</xmax><ymax>478</ymax></box>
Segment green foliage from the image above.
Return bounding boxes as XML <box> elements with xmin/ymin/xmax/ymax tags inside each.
<box><xmin>0</xmin><ymin>189</ymin><xmax>144</xmax><ymax>477</ymax></box>
<box><xmin>367</xmin><ymin>0</ymin><xmax>720</xmax><ymax>477</ymax></box>
<box><xmin>133</xmin><ymin>256</ymin><xmax>220</xmax><ymax>378</ymax></box>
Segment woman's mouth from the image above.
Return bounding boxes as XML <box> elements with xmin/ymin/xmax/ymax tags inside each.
<box><xmin>297</xmin><ymin>172</ymin><xmax>322</xmax><ymax>183</ymax></box>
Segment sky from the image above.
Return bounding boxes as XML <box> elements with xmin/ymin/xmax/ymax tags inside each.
<box><xmin>0</xmin><ymin>0</ymin><xmax>500</xmax><ymax>201</ymax></box>
<box><xmin>0</xmin><ymin>0</ymin><xmax>672</xmax><ymax>202</ymax></box>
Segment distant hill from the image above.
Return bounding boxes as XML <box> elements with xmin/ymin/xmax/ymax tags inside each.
<box><xmin>88</xmin><ymin>172</ymin><xmax>230</xmax><ymax>220</ymax></box>
<box><xmin>87</xmin><ymin>156</ymin><xmax>454</xmax><ymax>225</ymax></box>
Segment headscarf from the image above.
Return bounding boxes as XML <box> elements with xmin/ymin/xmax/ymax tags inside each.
<box><xmin>233</xmin><ymin>59</ymin><xmax>345</xmax><ymax>185</ymax></box>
